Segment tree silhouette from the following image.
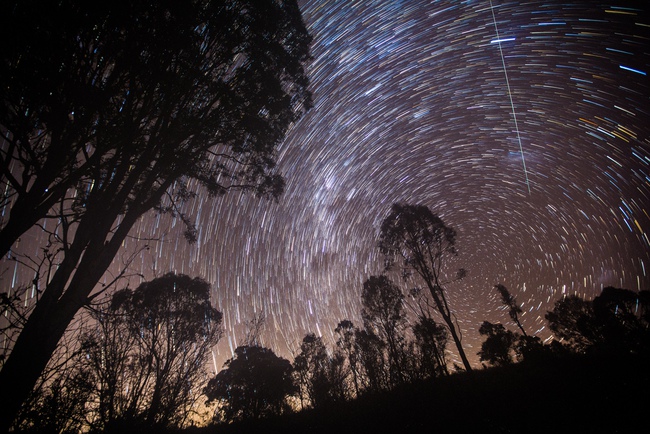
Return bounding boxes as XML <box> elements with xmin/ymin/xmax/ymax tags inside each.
<box><xmin>354</xmin><ymin>329</ymin><xmax>389</xmax><ymax>392</ymax></box>
<box><xmin>477</xmin><ymin>321</ymin><xmax>517</xmax><ymax>367</ymax></box>
<box><xmin>378</xmin><ymin>203</ymin><xmax>472</xmax><ymax>372</ymax></box>
<box><xmin>494</xmin><ymin>284</ymin><xmax>527</xmax><ymax>336</ymax></box>
<box><xmin>294</xmin><ymin>333</ymin><xmax>346</xmax><ymax>408</ymax></box>
<box><xmin>16</xmin><ymin>366</ymin><xmax>92</xmax><ymax>434</ymax></box>
<box><xmin>489</xmin><ymin>284</ymin><xmax>547</xmax><ymax>363</ymax></box>
<box><xmin>592</xmin><ymin>287</ymin><xmax>650</xmax><ymax>354</ymax></box>
<box><xmin>545</xmin><ymin>295</ymin><xmax>599</xmax><ymax>353</ymax></box>
<box><xmin>361</xmin><ymin>275</ymin><xmax>409</xmax><ymax>387</ymax></box>
<box><xmin>334</xmin><ymin>320</ymin><xmax>361</xmax><ymax>397</ymax></box>
<box><xmin>0</xmin><ymin>1</ymin><xmax>312</xmax><ymax>429</ymax></box>
<box><xmin>80</xmin><ymin>273</ymin><xmax>222</xmax><ymax>430</ymax></box>
<box><xmin>204</xmin><ymin>345</ymin><xmax>296</xmax><ymax>423</ymax></box>
<box><xmin>546</xmin><ymin>288</ymin><xmax>650</xmax><ymax>355</ymax></box>
<box><xmin>412</xmin><ymin>316</ymin><xmax>449</xmax><ymax>378</ymax></box>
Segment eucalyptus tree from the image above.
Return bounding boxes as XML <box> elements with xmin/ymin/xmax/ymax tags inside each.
<box><xmin>361</xmin><ymin>275</ymin><xmax>409</xmax><ymax>387</ymax></box>
<box><xmin>81</xmin><ymin>273</ymin><xmax>222</xmax><ymax>430</ymax></box>
<box><xmin>334</xmin><ymin>320</ymin><xmax>361</xmax><ymax>397</ymax></box>
<box><xmin>294</xmin><ymin>333</ymin><xmax>346</xmax><ymax>408</ymax></box>
<box><xmin>412</xmin><ymin>316</ymin><xmax>449</xmax><ymax>378</ymax></box>
<box><xmin>204</xmin><ymin>345</ymin><xmax>296</xmax><ymax>422</ymax></box>
<box><xmin>378</xmin><ymin>203</ymin><xmax>472</xmax><ymax>372</ymax></box>
<box><xmin>0</xmin><ymin>0</ymin><xmax>312</xmax><ymax>429</ymax></box>
<box><xmin>477</xmin><ymin>321</ymin><xmax>517</xmax><ymax>367</ymax></box>
<box><xmin>494</xmin><ymin>284</ymin><xmax>527</xmax><ymax>336</ymax></box>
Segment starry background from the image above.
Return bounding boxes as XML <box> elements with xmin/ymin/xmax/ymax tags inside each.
<box><xmin>6</xmin><ymin>0</ymin><xmax>650</xmax><ymax>369</ymax></box>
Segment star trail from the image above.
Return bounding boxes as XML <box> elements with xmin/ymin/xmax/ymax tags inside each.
<box><xmin>5</xmin><ymin>0</ymin><xmax>650</xmax><ymax>368</ymax></box>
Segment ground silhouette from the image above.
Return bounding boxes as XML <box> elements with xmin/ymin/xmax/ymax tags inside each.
<box><xmin>154</xmin><ymin>352</ymin><xmax>650</xmax><ymax>434</ymax></box>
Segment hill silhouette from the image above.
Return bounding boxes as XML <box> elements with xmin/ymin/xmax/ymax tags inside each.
<box><xmin>165</xmin><ymin>352</ymin><xmax>649</xmax><ymax>434</ymax></box>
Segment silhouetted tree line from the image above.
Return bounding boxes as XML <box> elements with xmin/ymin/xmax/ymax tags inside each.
<box><xmin>7</xmin><ymin>181</ymin><xmax>650</xmax><ymax>433</ymax></box>
<box><xmin>478</xmin><ymin>284</ymin><xmax>650</xmax><ymax>367</ymax></box>
<box><xmin>12</xmin><ymin>271</ymin><xmax>649</xmax><ymax>431</ymax></box>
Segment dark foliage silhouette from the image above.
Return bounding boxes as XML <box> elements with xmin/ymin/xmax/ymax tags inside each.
<box><xmin>204</xmin><ymin>345</ymin><xmax>297</xmax><ymax>423</ymax></box>
<box><xmin>0</xmin><ymin>1</ymin><xmax>312</xmax><ymax>429</ymax></box>
<box><xmin>546</xmin><ymin>287</ymin><xmax>650</xmax><ymax>355</ymax></box>
<box><xmin>334</xmin><ymin>320</ymin><xmax>362</xmax><ymax>397</ymax></box>
<box><xmin>412</xmin><ymin>316</ymin><xmax>449</xmax><ymax>378</ymax></box>
<box><xmin>477</xmin><ymin>321</ymin><xmax>517</xmax><ymax>367</ymax></box>
<box><xmin>16</xmin><ymin>368</ymin><xmax>92</xmax><ymax>434</ymax></box>
<box><xmin>361</xmin><ymin>275</ymin><xmax>409</xmax><ymax>387</ymax></box>
<box><xmin>546</xmin><ymin>295</ymin><xmax>602</xmax><ymax>352</ymax></box>
<box><xmin>479</xmin><ymin>285</ymin><xmax>549</xmax><ymax>367</ymax></box>
<box><xmin>294</xmin><ymin>333</ymin><xmax>347</xmax><ymax>408</ymax></box>
<box><xmin>354</xmin><ymin>328</ymin><xmax>389</xmax><ymax>393</ymax></box>
<box><xmin>494</xmin><ymin>284</ymin><xmax>527</xmax><ymax>336</ymax></box>
<box><xmin>80</xmin><ymin>273</ymin><xmax>222</xmax><ymax>431</ymax></box>
<box><xmin>13</xmin><ymin>273</ymin><xmax>221</xmax><ymax>433</ymax></box>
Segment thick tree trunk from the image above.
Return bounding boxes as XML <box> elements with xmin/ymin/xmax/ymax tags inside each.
<box><xmin>0</xmin><ymin>200</ymin><xmax>44</xmax><ymax>258</ymax></box>
<box><xmin>0</xmin><ymin>295</ymin><xmax>74</xmax><ymax>433</ymax></box>
<box><xmin>0</xmin><ymin>205</ymin><xmax>143</xmax><ymax>432</ymax></box>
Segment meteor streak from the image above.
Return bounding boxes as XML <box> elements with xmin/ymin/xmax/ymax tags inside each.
<box><xmin>489</xmin><ymin>0</ymin><xmax>531</xmax><ymax>194</ymax></box>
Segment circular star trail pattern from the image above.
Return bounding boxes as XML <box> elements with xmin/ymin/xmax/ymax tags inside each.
<box><xmin>9</xmin><ymin>0</ymin><xmax>650</xmax><ymax>368</ymax></box>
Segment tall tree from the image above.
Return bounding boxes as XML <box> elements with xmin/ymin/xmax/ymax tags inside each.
<box><xmin>412</xmin><ymin>316</ymin><xmax>449</xmax><ymax>378</ymax></box>
<box><xmin>494</xmin><ymin>284</ymin><xmax>527</xmax><ymax>336</ymax></box>
<box><xmin>354</xmin><ymin>329</ymin><xmax>388</xmax><ymax>393</ymax></box>
<box><xmin>80</xmin><ymin>273</ymin><xmax>222</xmax><ymax>431</ymax></box>
<box><xmin>361</xmin><ymin>275</ymin><xmax>408</xmax><ymax>387</ymax></box>
<box><xmin>492</xmin><ymin>284</ymin><xmax>547</xmax><ymax>362</ymax></box>
<box><xmin>378</xmin><ymin>203</ymin><xmax>472</xmax><ymax>372</ymax></box>
<box><xmin>408</xmin><ymin>286</ymin><xmax>449</xmax><ymax>378</ymax></box>
<box><xmin>334</xmin><ymin>320</ymin><xmax>361</xmax><ymax>397</ymax></box>
<box><xmin>204</xmin><ymin>345</ymin><xmax>296</xmax><ymax>423</ymax></box>
<box><xmin>293</xmin><ymin>333</ymin><xmax>345</xmax><ymax>408</ymax></box>
<box><xmin>0</xmin><ymin>0</ymin><xmax>312</xmax><ymax>429</ymax></box>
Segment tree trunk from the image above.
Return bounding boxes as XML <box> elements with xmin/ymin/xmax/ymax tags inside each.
<box><xmin>0</xmin><ymin>205</ymin><xmax>144</xmax><ymax>432</ymax></box>
<box><xmin>424</xmin><ymin>281</ymin><xmax>473</xmax><ymax>372</ymax></box>
<box><xmin>443</xmin><ymin>314</ymin><xmax>473</xmax><ymax>372</ymax></box>
<box><xmin>0</xmin><ymin>295</ymin><xmax>73</xmax><ymax>433</ymax></box>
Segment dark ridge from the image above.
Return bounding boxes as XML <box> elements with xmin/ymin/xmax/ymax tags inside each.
<box><xmin>158</xmin><ymin>352</ymin><xmax>649</xmax><ymax>434</ymax></box>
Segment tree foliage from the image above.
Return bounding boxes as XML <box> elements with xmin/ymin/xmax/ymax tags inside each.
<box><xmin>80</xmin><ymin>273</ymin><xmax>222</xmax><ymax>430</ymax></box>
<box><xmin>378</xmin><ymin>203</ymin><xmax>472</xmax><ymax>372</ymax></box>
<box><xmin>294</xmin><ymin>333</ymin><xmax>347</xmax><ymax>408</ymax></box>
<box><xmin>16</xmin><ymin>367</ymin><xmax>92</xmax><ymax>434</ymax></box>
<box><xmin>412</xmin><ymin>316</ymin><xmax>449</xmax><ymax>378</ymax></box>
<box><xmin>478</xmin><ymin>285</ymin><xmax>548</xmax><ymax>367</ymax></box>
<box><xmin>354</xmin><ymin>328</ymin><xmax>389</xmax><ymax>393</ymax></box>
<box><xmin>494</xmin><ymin>284</ymin><xmax>527</xmax><ymax>336</ymax></box>
<box><xmin>334</xmin><ymin>320</ymin><xmax>361</xmax><ymax>397</ymax></box>
<box><xmin>546</xmin><ymin>287</ymin><xmax>650</xmax><ymax>355</ymax></box>
<box><xmin>0</xmin><ymin>1</ymin><xmax>312</xmax><ymax>429</ymax></box>
<box><xmin>477</xmin><ymin>321</ymin><xmax>517</xmax><ymax>367</ymax></box>
<box><xmin>361</xmin><ymin>275</ymin><xmax>408</xmax><ymax>387</ymax></box>
<box><xmin>204</xmin><ymin>345</ymin><xmax>296</xmax><ymax>423</ymax></box>
<box><xmin>12</xmin><ymin>273</ymin><xmax>222</xmax><ymax>432</ymax></box>
<box><xmin>545</xmin><ymin>295</ymin><xmax>599</xmax><ymax>352</ymax></box>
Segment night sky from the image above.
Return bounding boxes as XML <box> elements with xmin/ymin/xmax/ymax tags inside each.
<box><xmin>7</xmin><ymin>0</ymin><xmax>650</xmax><ymax>369</ymax></box>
